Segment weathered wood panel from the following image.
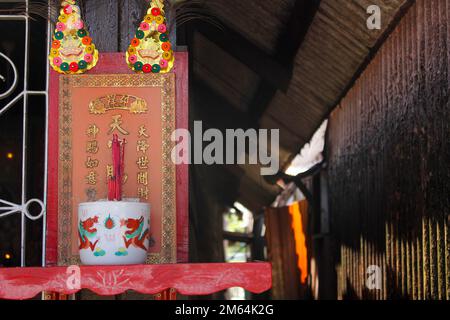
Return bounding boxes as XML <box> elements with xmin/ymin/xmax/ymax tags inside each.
<box><xmin>82</xmin><ymin>0</ymin><xmax>171</xmax><ymax>52</ymax></box>
<box><xmin>84</xmin><ymin>0</ymin><xmax>120</xmax><ymax>52</ymax></box>
<box><xmin>327</xmin><ymin>0</ymin><xmax>450</xmax><ymax>300</ymax></box>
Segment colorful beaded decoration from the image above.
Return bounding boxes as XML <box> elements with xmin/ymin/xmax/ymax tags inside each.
<box><xmin>49</xmin><ymin>0</ymin><xmax>98</xmax><ymax>74</ymax></box>
<box><xmin>126</xmin><ymin>0</ymin><xmax>175</xmax><ymax>74</ymax></box>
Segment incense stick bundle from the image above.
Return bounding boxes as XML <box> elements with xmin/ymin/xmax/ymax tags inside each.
<box><xmin>108</xmin><ymin>134</ymin><xmax>125</xmax><ymax>201</ymax></box>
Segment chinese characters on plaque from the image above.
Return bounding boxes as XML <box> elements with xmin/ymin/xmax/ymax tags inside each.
<box><xmin>82</xmin><ymin>95</ymin><xmax>152</xmax><ymax>203</ymax></box>
<box><xmin>85</xmin><ymin>124</ymin><xmax>99</xmax><ymax>200</ymax></box>
<box><xmin>58</xmin><ymin>74</ymin><xmax>176</xmax><ymax>265</ymax></box>
<box><xmin>137</xmin><ymin>125</ymin><xmax>150</xmax><ymax>200</ymax></box>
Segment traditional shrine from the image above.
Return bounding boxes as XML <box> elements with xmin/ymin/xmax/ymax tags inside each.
<box><xmin>0</xmin><ymin>0</ymin><xmax>449</xmax><ymax>302</ymax></box>
<box><xmin>0</xmin><ymin>0</ymin><xmax>271</xmax><ymax>300</ymax></box>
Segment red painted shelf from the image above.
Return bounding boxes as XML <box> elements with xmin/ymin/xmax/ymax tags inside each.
<box><xmin>0</xmin><ymin>262</ymin><xmax>271</xmax><ymax>300</ymax></box>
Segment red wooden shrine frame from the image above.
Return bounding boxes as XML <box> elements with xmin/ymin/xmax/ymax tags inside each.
<box><xmin>46</xmin><ymin>52</ymin><xmax>189</xmax><ymax>265</ymax></box>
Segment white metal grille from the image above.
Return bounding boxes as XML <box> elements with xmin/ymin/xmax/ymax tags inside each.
<box><xmin>0</xmin><ymin>0</ymin><xmax>50</xmax><ymax>267</ymax></box>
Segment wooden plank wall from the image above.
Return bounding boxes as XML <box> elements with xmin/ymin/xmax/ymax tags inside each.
<box><xmin>327</xmin><ymin>0</ymin><xmax>450</xmax><ymax>300</ymax></box>
<box><xmin>82</xmin><ymin>0</ymin><xmax>174</xmax><ymax>52</ymax></box>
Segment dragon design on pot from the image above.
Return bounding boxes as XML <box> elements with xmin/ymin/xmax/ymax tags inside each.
<box><xmin>121</xmin><ymin>216</ymin><xmax>149</xmax><ymax>251</ymax></box>
<box><xmin>78</xmin><ymin>216</ymin><xmax>100</xmax><ymax>251</ymax></box>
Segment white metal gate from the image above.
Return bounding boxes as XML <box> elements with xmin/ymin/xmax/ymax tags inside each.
<box><xmin>0</xmin><ymin>0</ymin><xmax>50</xmax><ymax>267</ymax></box>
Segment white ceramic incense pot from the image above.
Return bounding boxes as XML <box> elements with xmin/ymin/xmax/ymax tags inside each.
<box><xmin>78</xmin><ymin>200</ymin><xmax>150</xmax><ymax>265</ymax></box>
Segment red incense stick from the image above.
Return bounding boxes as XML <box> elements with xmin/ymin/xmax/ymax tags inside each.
<box><xmin>118</xmin><ymin>138</ymin><xmax>126</xmax><ymax>201</ymax></box>
<box><xmin>108</xmin><ymin>179</ymin><xmax>114</xmax><ymax>201</ymax></box>
<box><xmin>113</xmin><ymin>134</ymin><xmax>120</xmax><ymax>201</ymax></box>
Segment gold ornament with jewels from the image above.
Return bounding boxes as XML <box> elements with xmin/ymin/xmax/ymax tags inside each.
<box><xmin>49</xmin><ymin>0</ymin><xmax>99</xmax><ymax>74</ymax></box>
<box><xmin>126</xmin><ymin>0</ymin><xmax>175</xmax><ymax>74</ymax></box>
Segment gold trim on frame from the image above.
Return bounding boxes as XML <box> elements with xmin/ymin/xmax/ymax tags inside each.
<box><xmin>58</xmin><ymin>74</ymin><xmax>177</xmax><ymax>265</ymax></box>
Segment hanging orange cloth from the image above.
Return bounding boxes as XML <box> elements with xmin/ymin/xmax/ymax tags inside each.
<box><xmin>288</xmin><ymin>201</ymin><xmax>308</xmax><ymax>284</ymax></box>
<box><xmin>265</xmin><ymin>200</ymin><xmax>308</xmax><ymax>299</ymax></box>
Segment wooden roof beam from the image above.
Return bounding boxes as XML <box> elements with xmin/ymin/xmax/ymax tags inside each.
<box><xmin>247</xmin><ymin>0</ymin><xmax>322</xmax><ymax>122</ymax></box>
<box><xmin>193</xmin><ymin>21</ymin><xmax>291</xmax><ymax>91</ymax></box>
<box><xmin>275</xmin><ymin>0</ymin><xmax>322</xmax><ymax>65</ymax></box>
